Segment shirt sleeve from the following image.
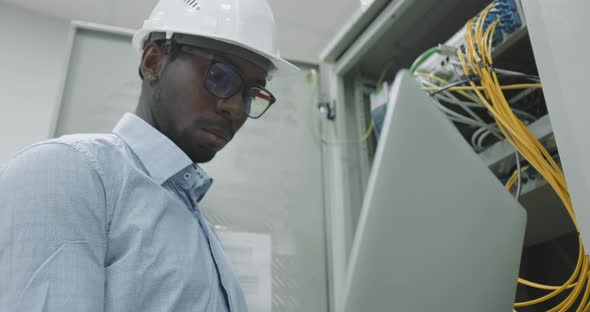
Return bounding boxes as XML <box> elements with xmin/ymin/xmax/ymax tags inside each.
<box><xmin>0</xmin><ymin>142</ymin><xmax>107</xmax><ymax>312</ymax></box>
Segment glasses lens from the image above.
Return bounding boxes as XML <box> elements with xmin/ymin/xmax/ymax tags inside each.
<box><xmin>244</xmin><ymin>87</ymin><xmax>273</xmax><ymax>118</ymax></box>
<box><xmin>205</xmin><ymin>63</ymin><xmax>242</xmax><ymax>98</ymax></box>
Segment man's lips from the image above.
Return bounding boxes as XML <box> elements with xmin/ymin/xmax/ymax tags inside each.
<box><xmin>202</xmin><ymin>128</ymin><xmax>231</xmax><ymax>143</ymax></box>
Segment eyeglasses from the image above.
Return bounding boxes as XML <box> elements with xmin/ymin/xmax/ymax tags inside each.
<box><xmin>183</xmin><ymin>47</ymin><xmax>276</xmax><ymax>119</ymax></box>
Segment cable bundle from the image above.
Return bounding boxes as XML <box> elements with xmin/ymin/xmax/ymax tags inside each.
<box><xmin>456</xmin><ymin>5</ymin><xmax>589</xmax><ymax>311</ymax></box>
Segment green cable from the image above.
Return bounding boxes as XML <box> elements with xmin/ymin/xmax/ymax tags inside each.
<box><xmin>377</xmin><ymin>46</ymin><xmax>442</xmax><ymax>91</ymax></box>
<box><xmin>309</xmin><ymin>46</ymin><xmax>440</xmax><ymax>144</ymax></box>
<box><xmin>307</xmin><ymin>46</ymin><xmax>445</xmax><ymax>145</ymax></box>
<box><xmin>308</xmin><ymin>69</ymin><xmax>374</xmax><ymax>145</ymax></box>
<box><xmin>409</xmin><ymin>46</ymin><xmax>441</xmax><ymax>74</ymax></box>
<box><xmin>375</xmin><ymin>61</ymin><xmax>394</xmax><ymax>92</ymax></box>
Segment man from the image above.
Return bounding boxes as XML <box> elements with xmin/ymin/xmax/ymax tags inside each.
<box><xmin>0</xmin><ymin>0</ymin><xmax>297</xmax><ymax>311</ymax></box>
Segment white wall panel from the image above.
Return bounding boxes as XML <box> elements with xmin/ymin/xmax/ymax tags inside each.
<box><xmin>0</xmin><ymin>2</ymin><xmax>69</xmax><ymax>164</ymax></box>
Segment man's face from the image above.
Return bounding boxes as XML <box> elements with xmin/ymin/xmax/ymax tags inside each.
<box><xmin>140</xmin><ymin>42</ymin><xmax>268</xmax><ymax>163</ymax></box>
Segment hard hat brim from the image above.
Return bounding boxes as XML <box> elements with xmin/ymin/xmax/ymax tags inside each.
<box><xmin>184</xmin><ymin>33</ymin><xmax>301</xmax><ymax>79</ymax></box>
<box><xmin>133</xmin><ymin>29</ymin><xmax>300</xmax><ymax>80</ymax></box>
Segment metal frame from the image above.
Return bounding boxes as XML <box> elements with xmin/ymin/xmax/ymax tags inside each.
<box><xmin>319</xmin><ymin>64</ymin><xmax>376</xmax><ymax>312</ymax></box>
<box><xmin>318</xmin><ymin>63</ymin><xmax>353</xmax><ymax>312</ymax></box>
<box><xmin>334</xmin><ymin>0</ymin><xmax>412</xmax><ymax>76</ymax></box>
<box><xmin>320</xmin><ymin>2</ymin><xmax>415</xmax><ymax>310</ymax></box>
<box><xmin>319</xmin><ymin>0</ymin><xmax>390</xmax><ymax>63</ymax></box>
<box><xmin>48</xmin><ymin>21</ymin><xmax>135</xmax><ymax>139</ymax></box>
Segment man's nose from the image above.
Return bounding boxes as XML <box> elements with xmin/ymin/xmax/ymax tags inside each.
<box><xmin>217</xmin><ymin>93</ymin><xmax>245</xmax><ymax>121</ymax></box>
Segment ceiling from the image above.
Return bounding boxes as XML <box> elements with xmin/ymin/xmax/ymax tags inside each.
<box><xmin>0</xmin><ymin>0</ymin><xmax>362</xmax><ymax>63</ymax></box>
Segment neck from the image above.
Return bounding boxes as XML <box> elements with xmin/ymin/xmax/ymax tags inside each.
<box><xmin>135</xmin><ymin>93</ymin><xmax>157</xmax><ymax>129</ymax></box>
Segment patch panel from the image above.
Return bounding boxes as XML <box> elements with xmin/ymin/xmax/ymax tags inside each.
<box><xmin>465</xmin><ymin>0</ymin><xmax>523</xmax><ymax>52</ymax></box>
<box><xmin>417</xmin><ymin>0</ymin><xmax>527</xmax><ymax>79</ymax></box>
<box><xmin>495</xmin><ymin>0</ymin><xmax>522</xmax><ymax>33</ymax></box>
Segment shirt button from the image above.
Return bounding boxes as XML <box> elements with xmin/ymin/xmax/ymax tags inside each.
<box><xmin>183</xmin><ymin>172</ymin><xmax>192</xmax><ymax>181</ymax></box>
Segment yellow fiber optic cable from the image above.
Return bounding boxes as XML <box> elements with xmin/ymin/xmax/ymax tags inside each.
<box><xmin>454</xmin><ymin>7</ymin><xmax>588</xmax><ymax>309</ymax></box>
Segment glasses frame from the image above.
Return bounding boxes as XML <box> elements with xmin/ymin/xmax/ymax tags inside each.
<box><xmin>182</xmin><ymin>46</ymin><xmax>276</xmax><ymax>119</ymax></box>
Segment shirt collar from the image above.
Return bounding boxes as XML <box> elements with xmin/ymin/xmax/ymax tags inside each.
<box><xmin>171</xmin><ymin>165</ymin><xmax>213</xmax><ymax>203</ymax></box>
<box><xmin>112</xmin><ymin>113</ymin><xmax>206</xmax><ymax>186</ymax></box>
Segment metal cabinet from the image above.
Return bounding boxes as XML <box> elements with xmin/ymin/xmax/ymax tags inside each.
<box><xmin>318</xmin><ymin>1</ymin><xmax>587</xmax><ymax>310</ymax></box>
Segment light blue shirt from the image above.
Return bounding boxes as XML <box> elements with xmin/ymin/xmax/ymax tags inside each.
<box><xmin>0</xmin><ymin>113</ymin><xmax>248</xmax><ymax>312</ymax></box>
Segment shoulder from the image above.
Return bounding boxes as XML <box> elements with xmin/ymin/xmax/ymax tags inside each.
<box><xmin>1</xmin><ymin>134</ymin><xmax>116</xmax><ymax>181</ymax></box>
<box><xmin>0</xmin><ymin>133</ymin><xmax>134</xmax><ymax>185</ymax></box>
<box><xmin>0</xmin><ymin>136</ymin><xmax>115</xmax><ymax>243</ymax></box>
<box><xmin>4</xmin><ymin>134</ymin><xmax>118</xmax><ymax>169</ymax></box>
<box><xmin>1</xmin><ymin>133</ymin><xmax>145</xmax><ymax>205</ymax></box>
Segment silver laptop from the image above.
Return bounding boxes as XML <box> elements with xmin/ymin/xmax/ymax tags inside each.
<box><xmin>342</xmin><ymin>71</ymin><xmax>526</xmax><ymax>312</ymax></box>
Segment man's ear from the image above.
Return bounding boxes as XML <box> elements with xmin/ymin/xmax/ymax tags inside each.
<box><xmin>140</xmin><ymin>42</ymin><xmax>165</xmax><ymax>80</ymax></box>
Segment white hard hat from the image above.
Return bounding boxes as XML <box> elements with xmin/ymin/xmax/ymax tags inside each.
<box><xmin>132</xmin><ymin>0</ymin><xmax>299</xmax><ymax>79</ymax></box>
